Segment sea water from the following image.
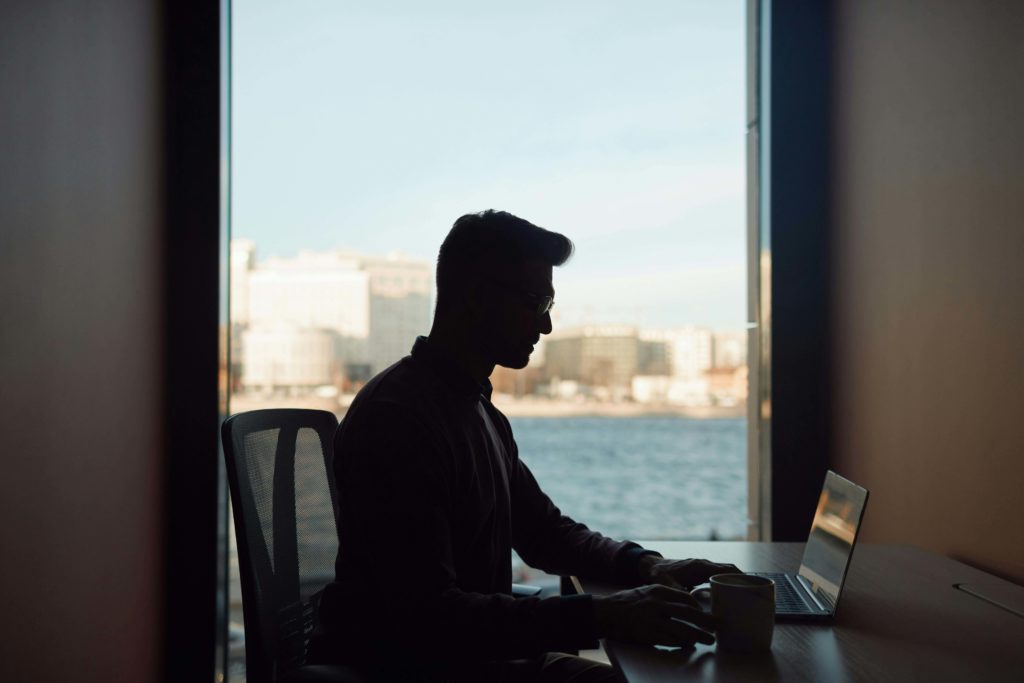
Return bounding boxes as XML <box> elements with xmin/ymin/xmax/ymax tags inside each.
<box><xmin>511</xmin><ymin>416</ymin><xmax>748</xmax><ymax>542</ymax></box>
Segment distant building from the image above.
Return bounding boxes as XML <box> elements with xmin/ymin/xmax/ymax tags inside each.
<box><xmin>241</xmin><ymin>325</ymin><xmax>339</xmax><ymax>391</ymax></box>
<box><xmin>631</xmin><ymin>375</ymin><xmax>712</xmax><ymax>407</ymax></box>
<box><xmin>631</xmin><ymin>375</ymin><xmax>673</xmax><ymax>404</ymax></box>
<box><xmin>632</xmin><ymin>328</ymin><xmax>748</xmax><ymax>406</ymax></box>
<box><xmin>247</xmin><ymin>250</ymin><xmax>371</xmax><ymax>344</ymax></box>
<box><xmin>712</xmin><ymin>330</ymin><xmax>747</xmax><ymax>369</ymax></box>
<box><xmin>638</xmin><ymin>338</ymin><xmax>671</xmax><ymax>375</ymax></box>
<box><xmin>362</xmin><ymin>254</ymin><xmax>434</xmax><ymax>374</ymax></box>
<box><xmin>230</xmin><ymin>240</ymin><xmax>433</xmax><ymax>392</ymax></box>
<box><xmin>490</xmin><ymin>364</ymin><xmax>542</xmax><ymax>398</ymax></box>
<box><xmin>229</xmin><ymin>240</ymin><xmax>257</xmax><ymax>387</ymax></box>
<box><xmin>230</xmin><ymin>239</ymin><xmax>256</xmax><ymax>326</ymax></box>
<box><xmin>543</xmin><ymin>325</ymin><xmax>639</xmax><ymax>394</ymax></box>
<box><xmin>706</xmin><ymin>365</ymin><xmax>748</xmax><ymax>407</ymax></box>
<box><xmin>640</xmin><ymin>327</ymin><xmax>714</xmax><ymax>379</ymax></box>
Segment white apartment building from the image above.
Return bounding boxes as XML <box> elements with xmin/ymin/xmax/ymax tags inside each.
<box><xmin>362</xmin><ymin>254</ymin><xmax>434</xmax><ymax>374</ymax></box>
<box><xmin>241</xmin><ymin>325</ymin><xmax>338</xmax><ymax>391</ymax></box>
<box><xmin>712</xmin><ymin>330</ymin><xmax>748</xmax><ymax>368</ymax></box>
<box><xmin>630</xmin><ymin>327</ymin><xmax>714</xmax><ymax>406</ymax></box>
<box><xmin>247</xmin><ymin>251</ymin><xmax>371</xmax><ymax>341</ymax></box>
<box><xmin>632</xmin><ymin>375</ymin><xmax>712</xmax><ymax>407</ymax></box>
<box><xmin>231</xmin><ymin>242</ymin><xmax>433</xmax><ymax>392</ymax></box>
<box><xmin>230</xmin><ymin>239</ymin><xmax>256</xmax><ymax>326</ymax></box>
<box><xmin>640</xmin><ymin>327</ymin><xmax>714</xmax><ymax>379</ymax></box>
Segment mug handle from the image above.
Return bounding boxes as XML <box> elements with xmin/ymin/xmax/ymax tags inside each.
<box><xmin>690</xmin><ymin>585</ymin><xmax>711</xmax><ymax>598</ymax></box>
<box><xmin>688</xmin><ymin>585</ymin><xmax>712</xmax><ymax>610</ymax></box>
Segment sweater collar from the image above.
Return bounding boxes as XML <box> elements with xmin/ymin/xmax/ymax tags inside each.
<box><xmin>410</xmin><ymin>336</ymin><xmax>493</xmax><ymax>402</ymax></box>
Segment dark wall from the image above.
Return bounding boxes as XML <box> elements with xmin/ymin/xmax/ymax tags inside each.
<box><xmin>0</xmin><ymin>1</ymin><xmax>164</xmax><ymax>680</ymax></box>
<box><xmin>831</xmin><ymin>0</ymin><xmax>1024</xmax><ymax>583</ymax></box>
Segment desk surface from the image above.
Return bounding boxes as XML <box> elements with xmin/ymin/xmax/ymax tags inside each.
<box><xmin>579</xmin><ymin>542</ymin><xmax>1024</xmax><ymax>682</ymax></box>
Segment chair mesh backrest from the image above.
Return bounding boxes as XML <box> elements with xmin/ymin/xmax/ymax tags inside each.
<box><xmin>222</xmin><ymin>409</ymin><xmax>340</xmax><ymax>683</ymax></box>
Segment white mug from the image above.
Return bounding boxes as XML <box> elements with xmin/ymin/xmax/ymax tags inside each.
<box><xmin>693</xmin><ymin>573</ymin><xmax>775</xmax><ymax>653</ymax></box>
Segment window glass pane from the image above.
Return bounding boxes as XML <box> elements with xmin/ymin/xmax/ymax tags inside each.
<box><xmin>229</xmin><ymin>1</ymin><xmax>747</xmax><ymax>678</ymax></box>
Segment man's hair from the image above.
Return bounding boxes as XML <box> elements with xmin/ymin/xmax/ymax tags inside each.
<box><xmin>435</xmin><ymin>210</ymin><xmax>573</xmax><ymax>312</ymax></box>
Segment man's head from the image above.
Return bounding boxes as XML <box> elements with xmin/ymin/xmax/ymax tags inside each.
<box><xmin>435</xmin><ymin>210</ymin><xmax>573</xmax><ymax>369</ymax></box>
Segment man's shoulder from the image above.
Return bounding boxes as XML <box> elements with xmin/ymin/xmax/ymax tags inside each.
<box><xmin>335</xmin><ymin>358</ymin><xmax>461</xmax><ymax>473</ymax></box>
<box><xmin>341</xmin><ymin>356</ymin><xmax>454</xmax><ymax>433</ymax></box>
<box><xmin>350</xmin><ymin>356</ymin><xmax>438</xmax><ymax>408</ymax></box>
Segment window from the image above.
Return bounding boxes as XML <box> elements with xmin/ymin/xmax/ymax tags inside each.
<box><xmin>227</xmin><ymin>1</ymin><xmax>751</xmax><ymax>678</ymax></box>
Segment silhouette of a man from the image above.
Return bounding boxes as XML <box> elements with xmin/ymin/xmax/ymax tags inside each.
<box><xmin>310</xmin><ymin>211</ymin><xmax>739</xmax><ymax>682</ymax></box>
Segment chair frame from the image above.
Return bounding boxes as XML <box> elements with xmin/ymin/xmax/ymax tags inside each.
<box><xmin>222</xmin><ymin>408</ymin><xmax>341</xmax><ymax>683</ymax></box>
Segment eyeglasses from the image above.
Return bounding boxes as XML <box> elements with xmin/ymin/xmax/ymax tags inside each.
<box><xmin>489</xmin><ymin>279</ymin><xmax>555</xmax><ymax>316</ymax></box>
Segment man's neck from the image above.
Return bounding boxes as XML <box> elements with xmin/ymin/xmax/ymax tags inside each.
<box><xmin>426</xmin><ymin>320</ymin><xmax>494</xmax><ymax>385</ymax></box>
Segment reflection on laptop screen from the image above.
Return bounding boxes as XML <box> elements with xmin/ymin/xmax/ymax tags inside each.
<box><xmin>798</xmin><ymin>471</ymin><xmax>869</xmax><ymax>610</ymax></box>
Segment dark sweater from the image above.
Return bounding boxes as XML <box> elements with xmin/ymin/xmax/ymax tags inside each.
<box><xmin>311</xmin><ymin>336</ymin><xmax>656</xmax><ymax>675</ymax></box>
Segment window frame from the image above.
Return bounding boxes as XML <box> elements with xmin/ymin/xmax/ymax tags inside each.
<box><xmin>162</xmin><ymin>0</ymin><xmax>230</xmax><ymax>680</ymax></box>
<box><xmin>755</xmin><ymin>0</ymin><xmax>834</xmax><ymax>542</ymax></box>
<box><xmin>196</xmin><ymin>0</ymin><xmax>836</xmax><ymax>675</ymax></box>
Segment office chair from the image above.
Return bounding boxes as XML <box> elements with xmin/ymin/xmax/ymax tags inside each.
<box><xmin>223</xmin><ymin>407</ymin><xmax>543</xmax><ymax>682</ymax></box>
<box><xmin>222</xmin><ymin>408</ymin><xmax>367</xmax><ymax>683</ymax></box>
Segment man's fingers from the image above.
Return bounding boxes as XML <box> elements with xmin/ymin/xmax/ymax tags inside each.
<box><xmin>656</xmin><ymin>559</ymin><xmax>745</xmax><ymax>588</ymax></box>
<box><xmin>662</xmin><ymin>617</ymin><xmax>716</xmax><ymax>646</ymax></box>
<box><xmin>649</xmin><ymin>585</ymin><xmax>702</xmax><ymax>607</ymax></box>
<box><xmin>661</xmin><ymin>602</ymin><xmax>716</xmax><ymax>631</ymax></box>
<box><xmin>657</xmin><ymin>575</ymin><xmax>687</xmax><ymax>591</ymax></box>
<box><xmin>695</xmin><ymin>561</ymin><xmax>744</xmax><ymax>583</ymax></box>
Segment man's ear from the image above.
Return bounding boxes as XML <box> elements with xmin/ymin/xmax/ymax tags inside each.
<box><xmin>466</xmin><ymin>276</ymin><xmax>493</xmax><ymax>319</ymax></box>
<box><xmin>465</xmin><ymin>279</ymin><xmax>487</xmax><ymax>317</ymax></box>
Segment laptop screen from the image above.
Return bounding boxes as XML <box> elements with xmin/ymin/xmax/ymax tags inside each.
<box><xmin>798</xmin><ymin>471</ymin><xmax>870</xmax><ymax>611</ymax></box>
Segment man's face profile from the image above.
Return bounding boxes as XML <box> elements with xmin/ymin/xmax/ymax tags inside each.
<box><xmin>479</xmin><ymin>258</ymin><xmax>554</xmax><ymax>370</ymax></box>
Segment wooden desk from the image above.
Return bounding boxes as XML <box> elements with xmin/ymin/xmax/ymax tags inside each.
<box><xmin>578</xmin><ymin>542</ymin><xmax>1024</xmax><ymax>682</ymax></box>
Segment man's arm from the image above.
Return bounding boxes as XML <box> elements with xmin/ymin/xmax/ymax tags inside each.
<box><xmin>334</xmin><ymin>403</ymin><xmax>601</xmax><ymax>663</ymax></box>
<box><xmin>509</xmin><ymin>455</ymin><xmax>658</xmax><ymax>585</ymax></box>
<box><xmin>507</xmin><ymin>457</ymin><xmax>721</xmax><ymax>648</ymax></box>
<box><xmin>507</xmin><ymin>443</ymin><xmax>740</xmax><ymax>588</ymax></box>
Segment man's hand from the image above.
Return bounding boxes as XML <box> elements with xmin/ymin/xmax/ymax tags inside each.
<box><xmin>638</xmin><ymin>556</ymin><xmax>742</xmax><ymax>590</ymax></box>
<box><xmin>592</xmin><ymin>585</ymin><xmax>715</xmax><ymax>648</ymax></box>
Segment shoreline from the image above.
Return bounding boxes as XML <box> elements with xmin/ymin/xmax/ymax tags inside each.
<box><xmin>492</xmin><ymin>399</ymin><xmax>744</xmax><ymax>419</ymax></box>
<box><xmin>229</xmin><ymin>393</ymin><xmax>745</xmax><ymax>419</ymax></box>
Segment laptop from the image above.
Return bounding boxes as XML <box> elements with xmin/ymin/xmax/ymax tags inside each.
<box><xmin>751</xmin><ymin>470</ymin><xmax>870</xmax><ymax>622</ymax></box>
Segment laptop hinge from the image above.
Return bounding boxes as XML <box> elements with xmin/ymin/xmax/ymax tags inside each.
<box><xmin>796</xmin><ymin>575</ymin><xmax>831</xmax><ymax>613</ymax></box>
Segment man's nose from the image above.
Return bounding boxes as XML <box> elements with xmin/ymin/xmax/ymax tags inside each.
<box><xmin>539</xmin><ymin>311</ymin><xmax>553</xmax><ymax>335</ymax></box>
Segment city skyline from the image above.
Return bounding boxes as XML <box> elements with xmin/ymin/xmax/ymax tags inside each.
<box><xmin>232</xmin><ymin>238</ymin><xmax>750</xmax><ymax>336</ymax></box>
<box><xmin>230</xmin><ymin>239</ymin><xmax>746</xmax><ymax>411</ymax></box>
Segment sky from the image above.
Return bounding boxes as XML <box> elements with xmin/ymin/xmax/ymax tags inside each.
<box><xmin>232</xmin><ymin>0</ymin><xmax>747</xmax><ymax>330</ymax></box>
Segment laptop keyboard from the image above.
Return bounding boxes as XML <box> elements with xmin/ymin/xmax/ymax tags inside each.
<box><xmin>754</xmin><ymin>572</ymin><xmax>812</xmax><ymax>613</ymax></box>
